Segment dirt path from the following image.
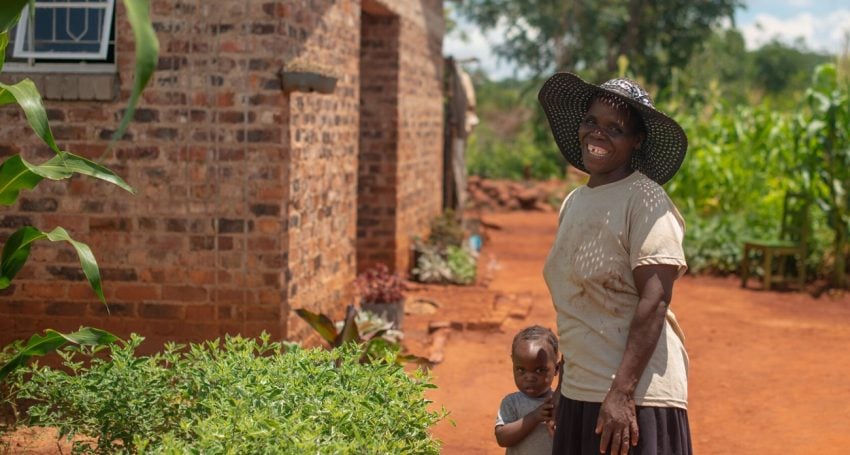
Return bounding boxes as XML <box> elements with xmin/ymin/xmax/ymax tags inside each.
<box><xmin>415</xmin><ymin>211</ymin><xmax>850</xmax><ymax>454</ymax></box>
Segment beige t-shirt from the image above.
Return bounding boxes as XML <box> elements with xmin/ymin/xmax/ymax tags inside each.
<box><xmin>543</xmin><ymin>171</ymin><xmax>689</xmax><ymax>409</ymax></box>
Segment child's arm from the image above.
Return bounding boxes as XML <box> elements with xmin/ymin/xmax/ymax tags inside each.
<box><xmin>494</xmin><ymin>394</ymin><xmax>554</xmax><ymax>447</ymax></box>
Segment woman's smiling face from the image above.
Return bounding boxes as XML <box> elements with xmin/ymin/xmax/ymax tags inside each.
<box><xmin>578</xmin><ymin>97</ymin><xmax>644</xmax><ymax>187</ymax></box>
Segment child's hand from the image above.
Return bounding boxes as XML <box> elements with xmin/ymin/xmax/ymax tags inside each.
<box><xmin>529</xmin><ymin>393</ymin><xmax>555</xmax><ymax>425</ymax></box>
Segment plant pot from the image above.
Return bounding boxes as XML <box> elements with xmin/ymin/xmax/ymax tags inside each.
<box><xmin>360</xmin><ymin>300</ymin><xmax>404</xmax><ymax>330</ymax></box>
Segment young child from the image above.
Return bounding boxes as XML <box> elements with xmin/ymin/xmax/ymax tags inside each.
<box><xmin>495</xmin><ymin>325</ymin><xmax>561</xmax><ymax>454</ymax></box>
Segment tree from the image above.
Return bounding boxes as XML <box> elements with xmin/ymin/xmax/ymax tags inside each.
<box><xmin>452</xmin><ymin>0</ymin><xmax>740</xmax><ymax>89</ymax></box>
<box><xmin>750</xmin><ymin>40</ymin><xmax>831</xmax><ymax>98</ymax></box>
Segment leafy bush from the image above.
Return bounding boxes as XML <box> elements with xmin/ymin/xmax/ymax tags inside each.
<box><xmin>8</xmin><ymin>334</ymin><xmax>444</xmax><ymax>454</ymax></box>
<box><xmin>445</xmin><ymin>246</ymin><xmax>477</xmax><ymax>285</ymax></box>
<box><xmin>411</xmin><ymin>211</ymin><xmax>479</xmax><ymax>285</ymax></box>
<box><xmin>663</xmin><ymin>73</ymin><xmax>842</xmax><ymax>280</ymax></box>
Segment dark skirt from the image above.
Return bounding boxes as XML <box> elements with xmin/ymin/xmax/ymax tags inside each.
<box><xmin>552</xmin><ymin>395</ymin><xmax>693</xmax><ymax>455</ymax></box>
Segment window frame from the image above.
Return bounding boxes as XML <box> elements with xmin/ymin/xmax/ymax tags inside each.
<box><xmin>12</xmin><ymin>0</ymin><xmax>116</xmax><ymax>62</ymax></box>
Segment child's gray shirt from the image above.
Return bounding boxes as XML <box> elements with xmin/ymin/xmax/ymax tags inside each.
<box><xmin>495</xmin><ymin>391</ymin><xmax>553</xmax><ymax>455</ymax></box>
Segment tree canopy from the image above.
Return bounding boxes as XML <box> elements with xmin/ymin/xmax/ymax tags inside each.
<box><xmin>453</xmin><ymin>0</ymin><xmax>741</xmax><ymax>89</ymax></box>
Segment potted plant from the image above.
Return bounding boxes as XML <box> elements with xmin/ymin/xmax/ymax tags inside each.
<box><xmin>355</xmin><ymin>264</ymin><xmax>406</xmax><ymax>329</ymax></box>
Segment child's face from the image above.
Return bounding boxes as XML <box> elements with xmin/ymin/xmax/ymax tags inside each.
<box><xmin>511</xmin><ymin>339</ymin><xmax>557</xmax><ymax>398</ymax></box>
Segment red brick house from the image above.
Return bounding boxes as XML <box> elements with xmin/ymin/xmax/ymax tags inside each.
<box><xmin>0</xmin><ymin>0</ymin><xmax>445</xmax><ymax>347</ymax></box>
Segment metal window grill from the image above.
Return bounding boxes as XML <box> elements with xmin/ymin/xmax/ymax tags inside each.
<box><xmin>13</xmin><ymin>0</ymin><xmax>116</xmax><ymax>60</ymax></box>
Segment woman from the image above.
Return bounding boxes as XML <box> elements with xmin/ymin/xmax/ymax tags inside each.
<box><xmin>539</xmin><ymin>73</ymin><xmax>692</xmax><ymax>455</ymax></box>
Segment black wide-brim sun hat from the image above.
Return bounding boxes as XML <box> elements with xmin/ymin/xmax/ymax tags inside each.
<box><xmin>538</xmin><ymin>72</ymin><xmax>688</xmax><ymax>185</ymax></box>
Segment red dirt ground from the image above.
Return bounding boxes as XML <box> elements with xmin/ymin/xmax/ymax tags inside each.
<box><xmin>408</xmin><ymin>211</ymin><xmax>850</xmax><ymax>455</ymax></box>
<box><xmin>4</xmin><ymin>210</ymin><xmax>850</xmax><ymax>454</ymax></box>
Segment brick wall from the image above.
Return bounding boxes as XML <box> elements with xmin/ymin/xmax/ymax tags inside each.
<box><xmin>357</xmin><ymin>11</ymin><xmax>400</xmax><ymax>272</ymax></box>
<box><xmin>357</xmin><ymin>0</ymin><xmax>445</xmax><ymax>274</ymax></box>
<box><xmin>0</xmin><ymin>0</ymin><xmax>444</xmax><ymax>349</ymax></box>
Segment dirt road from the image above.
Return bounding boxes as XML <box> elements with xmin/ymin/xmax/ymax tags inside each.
<box><xmin>420</xmin><ymin>211</ymin><xmax>850</xmax><ymax>454</ymax></box>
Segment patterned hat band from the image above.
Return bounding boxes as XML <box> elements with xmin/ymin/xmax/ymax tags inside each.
<box><xmin>538</xmin><ymin>73</ymin><xmax>688</xmax><ymax>185</ymax></box>
<box><xmin>599</xmin><ymin>78</ymin><xmax>655</xmax><ymax>109</ymax></box>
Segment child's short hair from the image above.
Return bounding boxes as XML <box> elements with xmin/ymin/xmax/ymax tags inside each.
<box><xmin>512</xmin><ymin>325</ymin><xmax>558</xmax><ymax>358</ymax></box>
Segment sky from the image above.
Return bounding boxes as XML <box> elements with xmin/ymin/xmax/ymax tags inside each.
<box><xmin>444</xmin><ymin>0</ymin><xmax>850</xmax><ymax>80</ymax></box>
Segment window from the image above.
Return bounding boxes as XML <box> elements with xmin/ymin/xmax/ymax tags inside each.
<box><xmin>5</xmin><ymin>0</ymin><xmax>116</xmax><ymax>69</ymax></box>
<box><xmin>3</xmin><ymin>0</ymin><xmax>118</xmax><ymax>100</ymax></box>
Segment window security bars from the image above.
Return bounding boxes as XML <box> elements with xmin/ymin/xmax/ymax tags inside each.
<box><xmin>13</xmin><ymin>0</ymin><xmax>116</xmax><ymax>61</ymax></box>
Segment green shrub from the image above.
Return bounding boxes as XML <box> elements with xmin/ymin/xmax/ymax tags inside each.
<box><xmin>445</xmin><ymin>246</ymin><xmax>477</xmax><ymax>285</ymax></box>
<box><xmin>8</xmin><ymin>334</ymin><xmax>444</xmax><ymax>454</ymax></box>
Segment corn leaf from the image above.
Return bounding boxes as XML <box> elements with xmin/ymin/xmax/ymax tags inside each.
<box><xmin>0</xmin><ymin>327</ymin><xmax>119</xmax><ymax>381</ymax></box>
<box><xmin>0</xmin><ymin>0</ymin><xmax>27</xmax><ymax>33</ymax></box>
<box><xmin>0</xmin><ymin>155</ymin><xmax>43</xmax><ymax>205</ymax></box>
<box><xmin>0</xmin><ymin>80</ymin><xmax>60</xmax><ymax>153</ymax></box>
<box><xmin>46</xmin><ymin>152</ymin><xmax>134</xmax><ymax>193</ymax></box>
<box><xmin>294</xmin><ymin>309</ymin><xmax>338</xmax><ymax>344</ymax></box>
<box><xmin>111</xmin><ymin>0</ymin><xmax>159</xmax><ymax>145</ymax></box>
<box><xmin>0</xmin><ymin>153</ymin><xmax>133</xmax><ymax>205</ymax></box>
<box><xmin>0</xmin><ymin>31</ymin><xmax>8</xmax><ymax>72</ymax></box>
<box><xmin>0</xmin><ymin>226</ymin><xmax>105</xmax><ymax>304</ymax></box>
<box><xmin>0</xmin><ymin>87</ymin><xmax>13</xmax><ymax>106</ymax></box>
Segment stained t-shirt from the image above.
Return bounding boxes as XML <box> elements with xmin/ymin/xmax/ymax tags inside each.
<box><xmin>495</xmin><ymin>391</ymin><xmax>553</xmax><ymax>455</ymax></box>
<box><xmin>542</xmin><ymin>171</ymin><xmax>689</xmax><ymax>409</ymax></box>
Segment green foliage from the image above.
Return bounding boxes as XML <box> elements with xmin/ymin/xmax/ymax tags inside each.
<box><xmin>111</xmin><ymin>0</ymin><xmax>159</xmax><ymax>145</ymax></box>
<box><xmin>7</xmin><ymin>334</ymin><xmax>444</xmax><ymax>454</ymax></box>
<box><xmin>665</xmin><ymin>63</ymin><xmax>849</xmax><ymax>283</ymax></box>
<box><xmin>295</xmin><ymin>305</ymin><xmax>421</xmax><ymax>364</ymax></box>
<box><xmin>465</xmin><ymin>76</ymin><xmax>564</xmax><ymax>180</ymax></box>
<box><xmin>0</xmin><ymin>0</ymin><xmax>158</xmax><ymax>301</ymax></box>
<box><xmin>751</xmin><ymin>40</ymin><xmax>832</xmax><ymax>98</ymax></box>
<box><xmin>296</xmin><ymin>305</ymin><xmax>362</xmax><ymax>348</ymax></box>
<box><xmin>453</xmin><ymin>0</ymin><xmax>740</xmax><ymax>87</ymax></box>
<box><xmin>0</xmin><ymin>327</ymin><xmax>118</xmax><ymax>381</ymax></box>
<box><xmin>411</xmin><ymin>243</ymin><xmax>453</xmax><ymax>283</ymax></box>
<box><xmin>803</xmin><ymin>64</ymin><xmax>850</xmax><ymax>287</ymax></box>
<box><xmin>426</xmin><ymin>209</ymin><xmax>466</xmax><ymax>250</ymax></box>
<box><xmin>411</xmin><ymin>211</ymin><xmax>479</xmax><ymax>285</ymax></box>
<box><xmin>673</xmin><ymin>30</ymin><xmax>833</xmax><ymax>108</ymax></box>
<box><xmin>445</xmin><ymin>245</ymin><xmax>477</xmax><ymax>285</ymax></box>
<box><xmin>1</xmin><ymin>227</ymin><xmax>104</xmax><ymax>302</ymax></box>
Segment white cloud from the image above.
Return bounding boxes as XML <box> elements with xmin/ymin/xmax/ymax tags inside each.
<box><xmin>739</xmin><ymin>9</ymin><xmax>850</xmax><ymax>53</ymax></box>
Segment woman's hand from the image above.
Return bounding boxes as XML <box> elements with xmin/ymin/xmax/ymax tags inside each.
<box><xmin>595</xmin><ymin>388</ymin><xmax>638</xmax><ymax>454</ymax></box>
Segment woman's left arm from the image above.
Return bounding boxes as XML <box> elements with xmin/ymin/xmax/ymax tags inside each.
<box><xmin>595</xmin><ymin>264</ymin><xmax>679</xmax><ymax>455</ymax></box>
